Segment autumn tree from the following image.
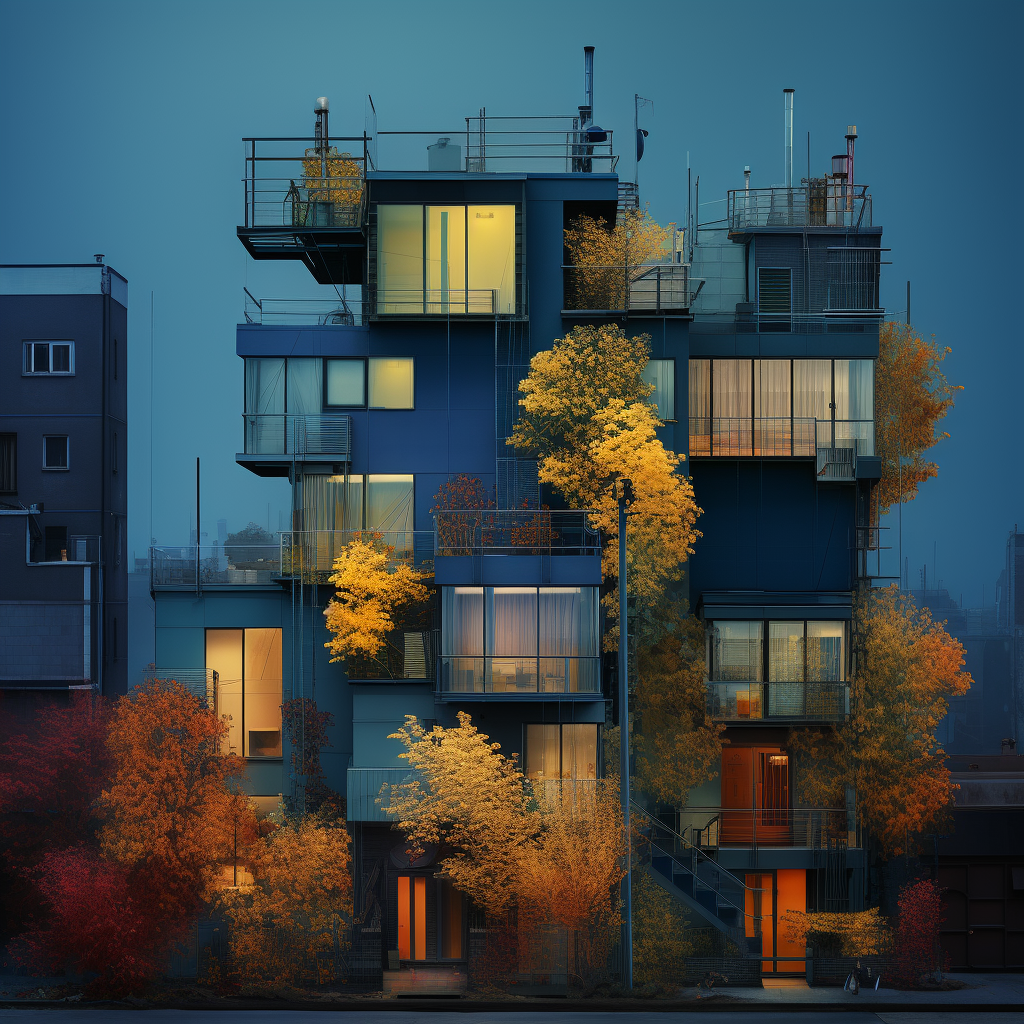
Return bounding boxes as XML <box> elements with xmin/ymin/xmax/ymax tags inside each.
<box><xmin>323</xmin><ymin>535</ymin><xmax>429</xmax><ymax>673</ymax></box>
<box><xmin>97</xmin><ymin>679</ymin><xmax>256</xmax><ymax>923</ymax></box>
<box><xmin>302</xmin><ymin>149</ymin><xmax>363</xmax><ymax>212</ymax></box>
<box><xmin>782</xmin><ymin>906</ymin><xmax>890</xmax><ymax>958</ymax></box>
<box><xmin>792</xmin><ymin>587</ymin><xmax>972</xmax><ymax>857</ymax></box>
<box><xmin>631</xmin><ymin>871</ymin><xmax>696</xmax><ymax>988</ymax></box>
<box><xmin>563</xmin><ymin>208</ymin><xmax>670</xmax><ymax>309</ymax></box>
<box><xmin>894</xmin><ymin>878</ymin><xmax>949</xmax><ymax>987</ymax></box>
<box><xmin>875</xmin><ymin>322</ymin><xmax>962</xmax><ymax>513</ymax></box>
<box><xmin>218</xmin><ymin>814</ymin><xmax>353</xmax><ymax>989</ymax></box>
<box><xmin>510</xmin><ymin>324</ymin><xmax>701</xmax><ymax>644</ymax></box>
<box><xmin>281</xmin><ymin>698</ymin><xmax>339</xmax><ymax>815</ymax></box>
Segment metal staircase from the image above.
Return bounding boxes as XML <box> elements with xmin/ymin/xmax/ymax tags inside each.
<box><xmin>632</xmin><ymin>802</ymin><xmax>762</xmax><ymax>957</ymax></box>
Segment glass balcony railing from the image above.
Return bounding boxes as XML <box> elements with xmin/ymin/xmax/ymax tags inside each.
<box><xmin>562</xmin><ymin>263</ymin><xmax>690</xmax><ymax>313</ymax></box>
<box><xmin>434</xmin><ymin>510</ymin><xmax>600</xmax><ymax>556</ymax></box>
<box><xmin>280</xmin><ymin>531</ymin><xmax>434</xmax><ymax>580</ymax></box>
<box><xmin>706</xmin><ymin>681</ymin><xmax>848</xmax><ymax>722</ymax></box>
<box><xmin>689</xmin><ymin>417</ymin><xmax>873</xmax><ymax>463</ymax></box>
<box><xmin>372</xmin><ymin>288</ymin><xmax>499</xmax><ymax>316</ymax></box>
<box><xmin>439</xmin><ymin>656</ymin><xmax>601</xmax><ymax>696</ymax></box>
<box><xmin>150</xmin><ymin>545</ymin><xmax>281</xmax><ymax>588</ymax></box>
<box><xmin>242</xmin><ymin>414</ymin><xmax>352</xmax><ymax>458</ymax></box>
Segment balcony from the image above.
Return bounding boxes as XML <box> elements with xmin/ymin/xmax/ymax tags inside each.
<box><xmin>434</xmin><ymin>510</ymin><xmax>600</xmax><ymax>556</ymax></box>
<box><xmin>280</xmin><ymin>531</ymin><xmax>434</xmax><ymax>582</ymax></box>
<box><xmin>562</xmin><ymin>263</ymin><xmax>690</xmax><ymax>315</ymax></box>
<box><xmin>241</xmin><ymin>413</ymin><xmax>351</xmax><ymax>460</ymax></box>
<box><xmin>438</xmin><ymin>656</ymin><xmax>601</xmax><ymax>699</ymax></box>
<box><xmin>727</xmin><ymin>185</ymin><xmax>872</xmax><ymax>232</ymax></box>
<box><xmin>243</xmin><ymin>291</ymin><xmax>364</xmax><ymax>326</ymax></box>
<box><xmin>347</xmin><ymin>629</ymin><xmax>439</xmax><ymax>683</ymax></box>
<box><xmin>346</xmin><ymin>766</ymin><xmax>413</xmax><ymax>823</ymax></box>
<box><xmin>678</xmin><ymin>806</ymin><xmax>854</xmax><ymax>851</ymax></box>
<box><xmin>706</xmin><ymin>681</ymin><xmax>848</xmax><ymax>723</ymax></box>
<box><xmin>150</xmin><ymin>545</ymin><xmax>281</xmax><ymax>589</ymax></box>
<box><xmin>371</xmin><ymin>288</ymin><xmax>500</xmax><ymax>317</ymax></box>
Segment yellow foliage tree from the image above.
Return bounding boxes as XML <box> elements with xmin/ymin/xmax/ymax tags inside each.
<box><xmin>218</xmin><ymin>815</ymin><xmax>353</xmax><ymax>989</ymax></box>
<box><xmin>323</xmin><ymin>535</ymin><xmax>429</xmax><ymax>670</ymax></box>
<box><xmin>792</xmin><ymin>586</ymin><xmax>972</xmax><ymax>857</ymax></box>
<box><xmin>301</xmin><ymin>149</ymin><xmax>363</xmax><ymax>210</ymax></box>
<box><xmin>563</xmin><ymin>208</ymin><xmax>670</xmax><ymax>309</ymax></box>
<box><xmin>782</xmin><ymin>907</ymin><xmax>891</xmax><ymax>957</ymax></box>
<box><xmin>510</xmin><ymin>324</ymin><xmax>701</xmax><ymax>645</ymax></box>
<box><xmin>632</xmin><ymin>871</ymin><xmax>695</xmax><ymax>988</ymax></box>
<box><xmin>875</xmin><ymin>322</ymin><xmax>962</xmax><ymax>513</ymax></box>
<box><xmin>97</xmin><ymin>679</ymin><xmax>255</xmax><ymax>921</ymax></box>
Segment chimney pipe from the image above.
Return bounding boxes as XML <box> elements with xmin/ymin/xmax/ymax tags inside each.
<box><xmin>846</xmin><ymin>125</ymin><xmax>857</xmax><ymax>187</ymax></box>
<box><xmin>784</xmin><ymin>89</ymin><xmax>794</xmax><ymax>188</ymax></box>
<box><xmin>583</xmin><ymin>46</ymin><xmax>594</xmax><ymax>125</ymax></box>
<box><xmin>744</xmin><ymin>165</ymin><xmax>751</xmax><ymax>194</ymax></box>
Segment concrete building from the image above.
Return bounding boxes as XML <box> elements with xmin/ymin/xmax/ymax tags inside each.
<box><xmin>0</xmin><ymin>262</ymin><xmax>129</xmax><ymax>713</ymax></box>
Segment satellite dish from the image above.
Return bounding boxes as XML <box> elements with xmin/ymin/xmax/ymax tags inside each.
<box><xmin>636</xmin><ymin>128</ymin><xmax>649</xmax><ymax>163</ymax></box>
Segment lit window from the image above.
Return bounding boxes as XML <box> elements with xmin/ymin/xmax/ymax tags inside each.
<box><xmin>642</xmin><ymin>359</ymin><xmax>675</xmax><ymax>420</ymax></box>
<box><xmin>710</xmin><ymin>621</ymin><xmax>763</xmax><ymax>681</ymax></box>
<box><xmin>525</xmin><ymin>723</ymin><xmax>599</xmax><ymax>781</ymax></box>
<box><xmin>205</xmin><ymin>628</ymin><xmax>283</xmax><ymax>758</ymax></box>
<box><xmin>366</xmin><ymin>474</ymin><xmax>414</xmax><ymax>533</ymax></box>
<box><xmin>24</xmin><ymin>341</ymin><xmax>74</xmax><ymax>375</ymax></box>
<box><xmin>43</xmin><ymin>435</ymin><xmax>69</xmax><ymax>470</ymax></box>
<box><xmin>326</xmin><ymin>358</ymin><xmax>365</xmax><ymax>406</ymax></box>
<box><xmin>369</xmin><ymin>357</ymin><xmax>414</xmax><ymax>408</ymax></box>
<box><xmin>397</xmin><ymin>875</ymin><xmax>428</xmax><ymax>960</ymax></box>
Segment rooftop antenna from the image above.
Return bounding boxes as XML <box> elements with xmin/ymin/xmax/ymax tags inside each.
<box><xmin>784</xmin><ymin>89</ymin><xmax>794</xmax><ymax>188</ymax></box>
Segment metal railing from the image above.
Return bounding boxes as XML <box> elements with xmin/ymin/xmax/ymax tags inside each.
<box><xmin>347</xmin><ymin>766</ymin><xmax>416</xmax><ymax>822</ymax></box>
<box><xmin>562</xmin><ymin>263</ymin><xmax>689</xmax><ymax>313</ymax></box>
<box><xmin>280</xmin><ymin>531</ymin><xmax>434</xmax><ymax>579</ymax></box>
<box><xmin>727</xmin><ymin>185</ymin><xmax>872</xmax><ymax>231</ymax></box>
<box><xmin>372</xmin><ymin>288</ymin><xmax>498</xmax><ymax>316</ymax></box>
<box><xmin>434</xmin><ymin>509</ymin><xmax>601</xmax><ymax>556</ymax></box>
<box><xmin>242</xmin><ymin>414</ymin><xmax>352</xmax><ymax>458</ymax></box>
<box><xmin>150</xmin><ymin>545</ymin><xmax>281</xmax><ymax>588</ymax></box>
<box><xmin>691</xmin><ymin>312</ymin><xmax>882</xmax><ymax>335</ymax></box>
<box><xmin>243</xmin><ymin>291</ymin><xmax>363</xmax><ymax>326</ymax></box>
<box><xmin>706</xmin><ymin>681</ymin><xmax>848</xmax><ymax>722</ymax></box>
<box><xmin>689</xmin><ymin>417</ymin><xmax>872</xmax><ymax>460</ymax></box>
<box><xmin>678</xmin><ymin>806</ymin><xmax>854</xmax><ymax>851</ymax></box>
<box><xmin>140</xmin><ymin>667</ymin><xmax>216</xmax><ymax>704</ymax></box>
<box><xmin>347</xmin><ymin>629</ymin><xmax>439</xmax><ymax>682</ymax></box>
<box><xmin>242</xmin><ymin>137</ymin><xmax>368</xmax><ymax>230</ymax></box>
<box><xmin>438</xmin><ymin>656</ymin><xmax>601</xmax><ymax>696</ymax></box>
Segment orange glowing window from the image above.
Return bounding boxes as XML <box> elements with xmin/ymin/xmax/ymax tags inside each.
<box><xmin>397</xmin><ymin>875</ymin><xmax>427</xmax><ymax>961</ymax></box>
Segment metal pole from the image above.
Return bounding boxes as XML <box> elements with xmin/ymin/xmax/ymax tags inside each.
<box><xmin>907</xmin><ymin>280</ymin><xmax>911</xmax><ymax>325</ymax></box>
<box><xmin>617</xmin><ymin>480</ymin><xmax>632</xmax><ymax>990</ymax></box>
<box><xmin>196</xmin><ymin>457</ymin><xmax>201</xmax><ymax>596</ymax></box>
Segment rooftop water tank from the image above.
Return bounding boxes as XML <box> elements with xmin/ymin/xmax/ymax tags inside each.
<box><xmin>428</xmin><ymin>137</ymin><xmax>462</xmax><ymax>172</ymax></box>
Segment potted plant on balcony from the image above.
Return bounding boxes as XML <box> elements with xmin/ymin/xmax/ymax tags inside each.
<box><xmin>291</xmin><ymin>149</ymin><xmax>363</xmax><ymax>228</ymax></box>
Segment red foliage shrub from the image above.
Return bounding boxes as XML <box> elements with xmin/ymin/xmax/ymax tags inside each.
<box><xmin>894</xmin><ymin>878</ymin><xmax>949</xmax><ymax>988</ymax></box>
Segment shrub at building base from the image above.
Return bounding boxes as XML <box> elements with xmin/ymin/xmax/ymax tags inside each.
<box><xmin>632</xmin><ymin>871</ymin><xmax>693</xmax><ymax>990</ymax></box>
<box><xmin>894</xmin><ymin>878</ymin><xmax>949</xmax><ymax>988</ymax></box>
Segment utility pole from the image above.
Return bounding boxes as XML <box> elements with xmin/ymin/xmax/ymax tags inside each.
<box><xmin>616</xmin><ymin>477</ymin><xmax>635</xmax><ymax>991</ymax></box>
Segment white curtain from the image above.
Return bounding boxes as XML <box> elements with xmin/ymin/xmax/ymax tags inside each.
<box><xmin>642</xmin><ymin>359</ymin><xmax>676</xmax><ymax>420</ymax></box>
<box><xmin>539</xmin><ymin>587</ymin><xmax>599</xmax><ymax>656</ymax></box>
<box><xmin>245</xmin><ymin>358</ymin><xmax>285</xmax><ymax>454</ymax></box>
<box><xmin>287</xmin><ymin>358</ymin><xmax>322</xmax><ymax>415</ymax></box>
<box><xmin>793</xmin><ymin>359</ymin><xmax>831</xmax><ymax>419</ymax></box>
<box><xmin>486</xmin><ymin>587</ymin><xmax>537</xmax><ymax>656</ymax></box>
<box><xmin>834</xmin><ymin>359</ymin><xmax>873</xmax><ymax>420</ymax></box>
<box><xmin>713</xmin><ymin>359</ymin><xmax>752</xmax><ymax>418</ymax></box>
<box><xmin>443</xmin><ymin>587</ymin><xmax>483</xmax><ymax>656</ymax></box>
<box><xmin>754</xmin><ymin>360</ymin><xmax>791</xmax><ymax>417</ymax></box>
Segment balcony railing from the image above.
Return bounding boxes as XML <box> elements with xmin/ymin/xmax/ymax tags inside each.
<box><xmin>372</xmin><ymin>288</ymin><xmax>498</xmax><ymax>316</ymax></box>
<box><xmin>678</xmin><ymin>806</ymin><xmax>854</xmax><ymax>850</ymax></box>
<box><xmin>280</xmin><ymin>531</ymin><xmax>434</xmax><ymax>580</ymax></box>
<box><xmin>706</xmin><ymin>681</ymin><xmax>848</xmax><ymax>722</ymax></box>
<box><xmin>691</xmin><ymin>312</ymin><xmax>882</xmax><ymax>335</ymax></box>
<box><xmin>347</xmin><ymin>629</ymin><xmax>439</xmax><ymax>682</ymax></box>
<box><xmin>150</xmin><ymin>545</ymin><xmax>281</xmax><ymax>589</ymax></box>
<box><xmin>346</xmin><ymin>766</ymin><xmax>415</xmax><ymax>822</ymax></box>
<box><xmin>439</xmin><ymin>656</ymin><xmax>601</xmax><ymax>696</ymax></box>
<box><xmin>434</xmin><ymin>510</ymin><xmax>601</xmax><ymax>556</ymax></box>
<box><xmin>243</xmin><ymin>291</ymin><xmax>363</xmax><ymax>326</ymax></box>
<box><xmin>562</xmin><ymin>263</ymin><xmax>690</xmax><ymax>313</ymax></box>
<box><xmin>689</xmin><ymin>417</ymin><xmax>873</xmax><ymax>462</ymax></box>
<box><xmin>141</xmin><ymin>667</ymin><xmax>216</xmax><ymax>704</ymax></box>
<box><xmin>242</xmin><ymin>414</ymin><xmax>352</xmax><ymax>458</ymax></box>
<box><xmin>727</xmin><ymin>185</ymin><xmax>872</xmax><ymax>231</ymax></box>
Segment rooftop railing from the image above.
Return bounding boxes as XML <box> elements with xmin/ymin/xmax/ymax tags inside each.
<box><xmin>706</xmin><ymin>681</ymin><xmax>848</xmax><ymax>723</ymax></box>
<box><xmin>280</xmin><ymin>531</ymin><xmax>434</xmax><ymax>580</ymax></box>
<box><xmin>727</xmin><ymin>184</ymin><xmax>872</xmax><ymax>231</ymax></box>
<box><xmin>562</xmin><ymin>263</ymin><xmax>690</xmax><ymax>313</ymax></box>
<box><xmin>242</xmin><ymin>414</ymin><xmax>352</xmax><ymax>458</ymax></box>
<box><xmin>243</xmin><ymin>290</ymin><xmax>363</xmax><ymax>326</ymax></box>
<box><xmin>434</xmin><ymin>509</ymin><xmax>601</xmax><ymax>556</ymax></box>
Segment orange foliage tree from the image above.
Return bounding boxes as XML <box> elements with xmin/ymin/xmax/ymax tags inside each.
<box><xmin>97</xmin><ymin>679</ymin><xmax>256</xmax><ymax>923</ymax></box>
<box><xmin>875</xmin><ymin>322</ymin><xmax>962</xmax><ymax>513</ymax></box>
<box><xmin>792</xmin><ymin>587</ymin><xmax>972</xmax><ymax>857</ymax></box>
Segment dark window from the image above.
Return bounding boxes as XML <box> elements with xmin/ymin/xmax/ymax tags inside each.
<box><xmin>44</xmin><ymin>526</ymin><xmax>68</xmax><ymax>562</ymax></box>
<box><xmin>0</xmin><ymin>434</ymin><xmax>15</xmax><ymax>493</ymax></box>
<box><xmin>43</xmin><ymin>435</ymin><xmax>69</xmax><ymax>470</ymax></box>
<box><xmin>112</xmin><ymin>432</ymin><xmax>118</xmax><ymax>473</ymax></box>
<box><xmin>757</xmin><ymin>268</ymin><xmax>792</xmax><ymax>313</ymax></box>
<box><xmin>24</xmin><ymin>341</ymin><xmax>74</xmax><ymax>374</ymax></box>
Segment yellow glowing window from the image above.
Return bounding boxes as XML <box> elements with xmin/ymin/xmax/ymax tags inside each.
<box><xmin>369</xmin><ymin>357</ymin><xmax>414</xmax><ymax>409</ymax></box>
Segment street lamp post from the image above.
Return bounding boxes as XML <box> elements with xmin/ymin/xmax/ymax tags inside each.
<box><xmin>616</xmin><ymin>477</ymin><xmax>635</xmax><ymax>991</ymax></box>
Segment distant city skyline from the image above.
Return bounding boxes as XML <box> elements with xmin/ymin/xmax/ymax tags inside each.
<box><xmin>2</xmin><ymin>0</ymin><xmax>1021</xmax><ymax>606</ymax></box>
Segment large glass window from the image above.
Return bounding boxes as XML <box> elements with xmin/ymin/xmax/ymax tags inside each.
<box><xmin>205</xmin><ymin>628</ymin><xmax>283</xmax><ymax>758</ymax></box>
<box><xmin>769</xmin><ymin>622</ymin><xmax>805</xmax><ymax>682</ymax></box>
<box><xmin>286</xmin><ymin>358</ymin><xmax>322</xmax><ymax>415</ymax></box>
<box><xmin>377</xmin><ymin>204</ymin><xmax>517</xmax><ymax>315</ymax></box>
<box><xmin>689</xmin><ymin>358</ymin><xmax>711</xmax><ymax>456</ymax></box>
<box><xmin>713</xmin><ymin>359</ymin><xmax>752</xmax><ymax>456</ymax></box>
<box><xmin>326</xmin><ymin>359</ymin><xmax>364</xmax><ymax>406</ymax></box>
<box><xmin>710</xmin><ymin>621</ymin><xmax>763</xmax><ymax>681</ymax></box>
<box><xmin>807</xmin><ymin>621</ymin><xmax>845</xmax><ymax>682</ymax></box>
<box><xmin>525</xmin><ymin>723</ymin><xmax>599</xmax><ymax>780</ymax></box>
<box><xmin>642</xmin><ymin>359</ymin><xmax>676</xmax><ymax>420</ymax></box>
<box><xmin>441</xmin><ymin>586</ymin><xmax>600</xmax><ymax>694</ymax></box>
<box><xmin>369</xmin><ymin>357</ymin><xmax>414</xmax><ymax>408</ymax></box>
<box><xmin>833</xmin><ymin>359</ymin><xmax>874</xmax><ymax>455</ymax></box>
<box><xmin>366</xmin><ymin>474</ymin><xmax>414</xmax><ymax>532</ymax></box>
<box><xmin>793</xmin><ymin>359</ymin><xmax>832</xmax><ymax>447</ymax></box>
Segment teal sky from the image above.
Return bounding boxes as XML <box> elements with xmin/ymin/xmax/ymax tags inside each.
<box><xmin>1</xmin><ymin>0</ymin><xmax>1021</xmax><ymax>606</ymax></box>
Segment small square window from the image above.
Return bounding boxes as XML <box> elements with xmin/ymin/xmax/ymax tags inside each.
<box><xmin>369</xmin><ymin>357</ymin><xmax>414</xmax><ymax>409</ymax></box>
<box><xmin>325</xmin><ymin>359</ymin><xmax>365</xmax><ymax>406</ymax></box>
<box><xmin>24</xmin><ymin>341</ymin><xmax>74</xmax><ymax>374</ymax></box>
<box><xmin>43</xmin><ymin>435</ymin><xmax>69</xmax><ymax>470</ymax></box>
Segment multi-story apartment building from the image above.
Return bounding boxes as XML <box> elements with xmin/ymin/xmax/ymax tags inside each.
<box><xmin>0</xmin><ymin>262</ymin><xmax>129</xmax><ymax>711</ymax></box>
<box><xmin>151</xmin><ymin>71</ymin><xmax>883</xmax><ymax>983</ymax></box>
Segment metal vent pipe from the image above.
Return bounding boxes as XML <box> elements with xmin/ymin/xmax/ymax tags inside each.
<box><xmin>583</xmin><ymin>46</ymin><xmax>594</xmax><ymax>123</ymax></box>
<box><xmin>846</xmin><ymin>125</ymin><xmax>858</xmax><ymax>186</ymax></box>
<box><xmin>784</xmin><ymin>89</ymin><xmax>794</xmax><ymax>188</ymax></box>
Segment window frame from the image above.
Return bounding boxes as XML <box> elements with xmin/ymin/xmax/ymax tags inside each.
<box><xmin>707</xmin><ymin>618</ymin><xmax>848</xmax><ymax>683</ymax></box>
<box><xmin>322</xmin><ymin>357</ymin><xmax>367</xmax><ymax>409</ymax></box>
<box><xmin>23</xmin><ymin>341</ymin><xmax>75</xmax><ymax>376</ymax></box>
<box><xmin>523</xmin><ymin>722</ymin><xmax>602</xmax><ymax>781</ymax></box>
<box><xmin>42</xmin><ymin>434</ymin><xmax>69</xmax><ymax>471</ymax></box>
<box><xmin>0</xmin><ymin>433</ymin><xmax>16</xmax><ymax>493</ymax></box>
